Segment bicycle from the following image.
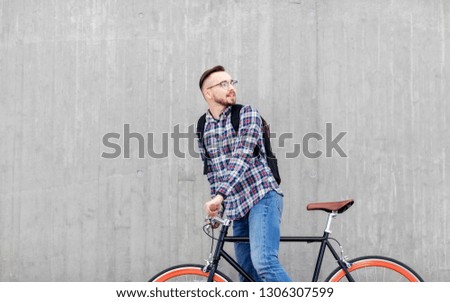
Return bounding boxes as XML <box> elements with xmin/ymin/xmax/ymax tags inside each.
<box><xmin>149</xmin><ymin>199</ymin><xmax>424</xmax><ymax>282</ymax></box>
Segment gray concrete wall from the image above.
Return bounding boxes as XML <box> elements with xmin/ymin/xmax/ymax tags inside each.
<box><xmin>0</xmin><ymin>0</ymin><xmax>448</xmax><ymax>281</ymax></box>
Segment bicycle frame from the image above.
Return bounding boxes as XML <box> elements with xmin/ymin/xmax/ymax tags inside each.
<box><xmin>206</xmin><ymin>212</ymin><xmax>354</xmax><ymax>282</ymax></box>
<box><xmin>150</xmin><ymin>199</ymin><xmax>423</xmax><ymax>283</ymax></box>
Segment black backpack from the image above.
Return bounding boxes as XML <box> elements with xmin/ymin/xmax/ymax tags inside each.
<box><xmin>196</xmin><ymin>104</ymin><xmax>281</xmax><ymax>185</ymax></box>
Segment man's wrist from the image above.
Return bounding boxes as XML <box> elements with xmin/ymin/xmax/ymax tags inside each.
<box><xmin>216</xmin><ymin>192</ymin><xmax>227</xmax><ymax>200</ymax></box>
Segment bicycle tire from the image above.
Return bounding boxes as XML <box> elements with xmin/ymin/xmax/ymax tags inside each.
<box><xmin>149</xmin><ymin>264</ymin><xmax>232</xmax><ymax>282</ymax></box>
<box><xmin>325</xmin><ymin>255</ymin><xmax>424</xmax><ymax>282</ymax></box>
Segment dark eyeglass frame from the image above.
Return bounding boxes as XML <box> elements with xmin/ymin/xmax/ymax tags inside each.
<box><xmin>206</xmin><ymin>80</ymin><xmax>238</xmax><ymax>90</ymax></box>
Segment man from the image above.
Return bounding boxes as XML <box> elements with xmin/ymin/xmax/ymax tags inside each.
<box><xmin>197</xmin><ymin>65</ymin><xmax>291</xmax><ymax>282</ymax></box>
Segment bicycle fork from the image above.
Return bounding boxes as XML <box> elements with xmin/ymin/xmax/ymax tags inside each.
<box><xmin>205</xmin><ymin>218</ymin><xmax>231</xmax><ymax>282</ymax></box>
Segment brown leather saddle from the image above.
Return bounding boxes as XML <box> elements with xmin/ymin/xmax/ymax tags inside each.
<box><xmin>306</xmin><ymin>199</ymin><xmax>354</xmax><ymax>214</ymax></box>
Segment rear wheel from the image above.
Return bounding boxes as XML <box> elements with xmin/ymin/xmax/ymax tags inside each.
<box><xmin>325</xmin><ymin>256</ymin><xmax>424</xmax><ymax>282</ymax></box>
<box><xmin>149</xmin><ymin>264</ymin><xmax>232</xmax><ymax>282</ymax></box>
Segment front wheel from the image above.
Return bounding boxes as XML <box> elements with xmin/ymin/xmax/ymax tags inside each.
<box><xmin>325</xmin><ymin>256</ymin><xmax>424</xmax><ymax>282</ymax></box>
<box><xmin>149</xmin><ymin>264</ymin><xmax>232</xmax><ymax>282</ymax></box>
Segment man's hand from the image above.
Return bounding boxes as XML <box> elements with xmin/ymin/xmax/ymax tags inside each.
<box><xmin>203</xmin><ymin>195</ymin><xmax>224</xmax><ymax>218</ymax></box>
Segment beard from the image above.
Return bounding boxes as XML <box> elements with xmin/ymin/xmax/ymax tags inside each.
<box><xmin>215</xmin><ymin>93</ymin><xmax>236</xmax><ymax>106</ymax></box>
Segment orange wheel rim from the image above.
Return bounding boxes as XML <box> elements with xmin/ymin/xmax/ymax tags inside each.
<box><xmin>153</xmin><ymin>267</ymin><xmax>227</xmax><ymax>282</ymax></box>
<box><xmin>330</xmin><ymin>260</ymin><xmax>419</xmax><ymax>282</ymax></box>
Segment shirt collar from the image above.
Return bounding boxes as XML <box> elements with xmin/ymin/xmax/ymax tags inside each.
<box><xmin>206</xmin><ymin>105</ymin><xmax>232</xmax><ymax>122</ymax></box>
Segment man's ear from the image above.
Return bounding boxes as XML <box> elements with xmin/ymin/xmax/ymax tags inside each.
<box><xmin>203</xmin><ymin>89</ymin><xmax>212</xmax><ymax>101</ymax></box>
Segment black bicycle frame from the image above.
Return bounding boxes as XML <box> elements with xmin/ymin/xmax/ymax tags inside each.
<box><xmin>207</xmin><ymin>223</ymin><xmax>354</xmax><ymax>282</ymax></box>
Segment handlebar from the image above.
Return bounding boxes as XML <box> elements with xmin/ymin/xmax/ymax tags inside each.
<box><xmin>205</xmin><ymin>216</ymin><xmax>232</xmax><ymax>227</ymax></box>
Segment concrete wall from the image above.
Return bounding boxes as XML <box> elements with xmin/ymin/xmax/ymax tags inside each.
<box><xmin>1</xmin><ymin>0</ymin><xmax>449</xmax><ymax>281</ymax></box>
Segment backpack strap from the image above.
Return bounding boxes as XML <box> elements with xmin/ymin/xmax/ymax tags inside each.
<box><xmin>230</xmin><ymin>104</ymin><xmax>243</xmax><ymax>133</ymax></box>
<box><xmin>260</xmin><ymin>118</ymin><xmax>281</xmax><ymax>184</ymax></box>
<box><xmin>230</xmin><ymin>104</ymin><xmax>260</xmax><ymax>157</ymax></box>
<box><xmin>196</xmin><ymin>113</ymin><xmax>209</xmax><ymax>175</ymax></box>
<box><xmin>196</xmin><ymin>113</ymin><xmax>207</xmax><ymax>141</ymax></box>
<box><xmin>261</xmin><ymin>118</ymin><xmax>274</xmax><ymax>158</ymax></box>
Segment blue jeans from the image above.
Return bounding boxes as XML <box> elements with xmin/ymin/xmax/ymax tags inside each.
<box><xmin>233</xmin><ymin>190</ymin><xmax>292</xmax><ymax>282</ymax></box>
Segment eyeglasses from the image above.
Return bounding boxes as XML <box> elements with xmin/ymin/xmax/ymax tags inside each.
<box><xmin>206</xmin><ymin>80</ymin><xmax>238</xmax><ymax>90</ymax></box>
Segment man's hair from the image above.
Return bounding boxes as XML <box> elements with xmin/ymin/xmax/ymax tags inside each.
<box><xmin>199</xmin><ymin>65</ymin><xmax>225</xmax><ymax>90</ymax></box>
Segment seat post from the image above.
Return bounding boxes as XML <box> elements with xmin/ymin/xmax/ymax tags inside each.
<box><xmin>324</xmin><ymin>211</ymin><xmax>338</xmax><ymax>234</ymax></box>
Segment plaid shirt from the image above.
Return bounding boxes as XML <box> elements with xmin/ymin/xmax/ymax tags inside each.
<box><xmin>198</xmin><ymin>105</ymin><xmax>282</xmax><ymax>220</ymax></box>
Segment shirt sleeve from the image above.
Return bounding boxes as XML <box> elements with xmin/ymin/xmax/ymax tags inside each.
<box><xmin>215</xmin><ymin>105</ymin><xmax>262</xmax><ymax>199</ymax></box>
